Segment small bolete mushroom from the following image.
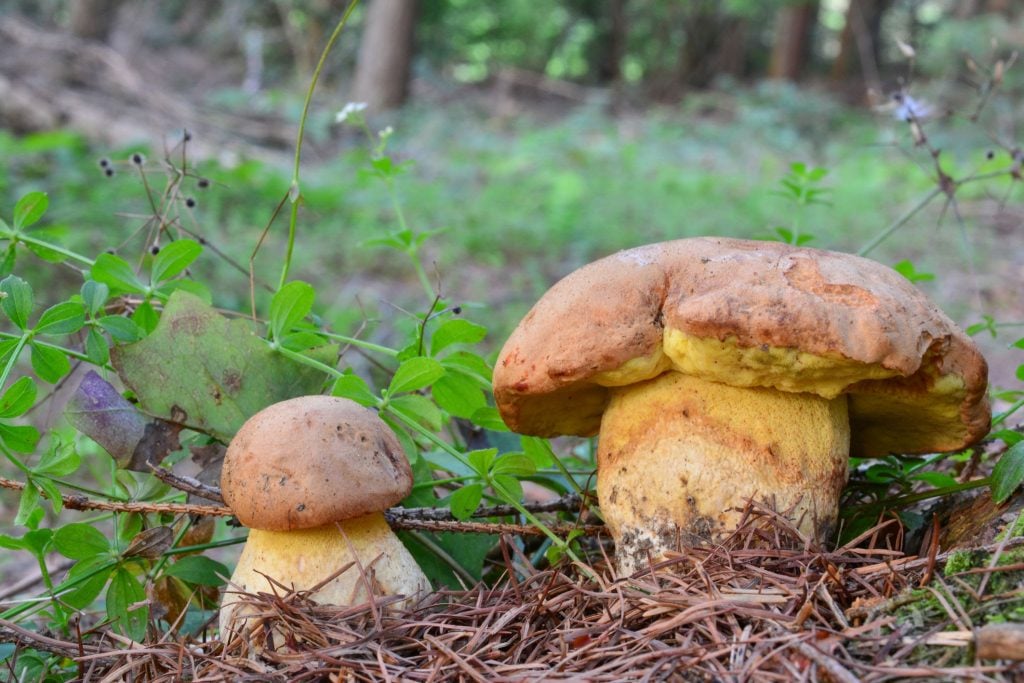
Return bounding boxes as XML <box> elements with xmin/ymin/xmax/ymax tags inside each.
<box><xmin>493</xmin><ymin>238</ymin><xmax>989</xmax><ymax>575</ymax></box>
<box><xmin>218</xmin><ymin>395</ymin><xmax>428</xmax><ymax>639</ymax></box>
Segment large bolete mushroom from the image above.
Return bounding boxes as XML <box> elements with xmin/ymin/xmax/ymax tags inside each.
<box><xmin>493</xmin><ymin>238</ymin><xmax>990</xmax><ymax>574</ymax></box>
<box><xmin>218</xmin><ymin>395</ymin><xmax>428</xmax><ymax>640</ymax></box>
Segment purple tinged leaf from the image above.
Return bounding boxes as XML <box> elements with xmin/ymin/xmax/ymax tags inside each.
<box><xmin>65</xmin><ymin>371</ymin><xmax>181</xmax><ymax>470</ymax></box>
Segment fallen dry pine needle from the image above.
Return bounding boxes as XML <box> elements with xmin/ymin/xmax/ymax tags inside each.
<box><xmin>8</xmin><ymin>510</ymin><xmax>1023</xmax><ymax>681</ymax></box>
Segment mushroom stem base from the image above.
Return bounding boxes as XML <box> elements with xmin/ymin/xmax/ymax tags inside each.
<box><xmin>219</xmin><ymin>512</ymin><xmax>428</xmax><ymax>643</ymax></box>
<box><xmin>597</xmin><ymin>371</ymin><xmax>850</xmax><ymax>576</ymax></box>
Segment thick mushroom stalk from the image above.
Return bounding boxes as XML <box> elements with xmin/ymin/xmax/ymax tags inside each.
<box><xmin>219</xmin><ymin>513</ymin><xmax>427</xmax><ymax>638</ymax></box>
<box><xmin>598</xmin><ymin>371</ymin><xmax>850</xmax><ymax>575</ymax></box>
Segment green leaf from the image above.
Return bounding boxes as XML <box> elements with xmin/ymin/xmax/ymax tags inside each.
<box><xmin>400</xmin><ymin>530</ymin><xmax>494</xmax><ymax>590</ymax></box>
<box><xmin>54</xmin><ymin>523</ymin><xmax>111</xmax><ymax>559</ymax></box>
<box><xmin>0</xmin><ymin>245</ymin><xmax>16</xmax><ymax>277</ymax></box>
<box><xmin>57</xmin><ymin>556</ymin><xmax>114</xmax><ymax>609</ymax></box>
<box><xmin>107</xmin><ymin>567</ymin><xmax>148</xmax><ymax>641</ymax></box>
<box><xmin>98</xmin><ymin>315</ymin><xmax>142</xmax><ymax>342</ymax></box>
<box><xmin>81</xmin><ymin>280</ymin><xmax>111</xmax><ymax>316</ymax></box>
<box><xmin>0</xmin><ymin>533</ymin><xmax>26</xmax><ymax>550</ymax></box>
<box><xmin>132</xmin><ymin>301</ymin><xmax>159</xmax><ymax>334</ymax></box>
<box><xmin>432</xmin><ymin>373</ymin><xmax>487</xmax><ymax>419</ymax></box>
<box><xmin>441</xmin><ymin>351</ymin><xmax>492</xmax><ymax>383</ymax></box>
<box><xmin>470</xmin><ymin>406</ymin><xmax>509</xmax><ymax>432</ymax></box>
<box><xmin>279</xmin><ymin>331</ymin><xmax>329</xmax><ymax>352</ymax></box>
<box><xmin>991</xmin><ymin>442</ymin><xmax>1024</xmax><ymax>504</ymax></box>
<box><xmin>14</xmin><ymin>482</ymin><xmax>40</xmax><ymax>527</ymax></box>
<box><xmin>448</xmin><ymin>483</ymin><xmax>483</xmax><ymax>521</ymax></box>
<box><xmin>36</xmin><ymin>443</ymin><xmax>80</xmax><ymax>478</ymax></box>
<box><xmin>21</xmin><ymin>528</ymin><xmax>52</xmax><ymax>554</ymax></box>
<box><xmin>162</xmin><ymin>555</ymin><xmax>229</xmax><ymax>587</ymax></box>
<box><xmin>993</xmin><ymin>429</ymin><xmax>1024</xmax><ymax>447</ymax></box>
<box><xmin>466</xmin><ymin>448</ymin><xmax>497</xmax><ymax>476</ymax></box>
<box><xmin>37</xmin><ymin>477</ymin><xmax>64</xmax><ymax>515</ymax></box>
<box><xmin>893</xmin><ymin>259</ymin><xmax>935</xmax><ymax>283</ymax></box>
<box><xmin>151</xmin><ymin>239</ymin><xmax>202</xmax><ymax>284</ymax></box>
<box><xmin>909</xmin><ymin>471</ymin><xmax>958</xmax><ymax>489</ymax></box>
<box><xmin>430</xmin><ymin>319</ymin><xmax>487</xmax><ymax>356</ymax></box>
<box><xmin>0</xmin><ymin>376</ymin><xmax>37</xmax><ymax>418</ymax></box>
<box><xmin>389</xmin><ymin>393</ymin><xmax>443</xmax><ymax>431</ymax></box>
<box><xmin>0</xmin><ymin>275</ymin><xmax>33</xmax><ymax>329</ymax></box>
<box><xmin>34</xmin><ymin>301</ymin><xmax>85</xmax><ymax>336</ymax></box>
<box><xmin>380</xmin><ymin>412</ymin><xmax>418</xmax><ymax>463</ymax></box>
<box><xmin>111</xmin><ymin>291</ymin><xmax>336</xmax><ymax>441</ymax></box>
<box><xmin>388</xmin><ymin>357</ymin><xmax>445</xmax><ymax>395</ymax></box>
<box><xmin>13</xmin><ymin>192</ymin><xmax>48</xmax><ymax>229</ymax></box>
<box><xmin>85</xmin><ymin>327</ymin><xmax>110</xmax><ymax>365</ymax></box>
<box><xmin>91</xmin><ymin>253</ymin><xmax>146</xmax><ymax>294</ymax></box>
<box><xmin>491</xmin><ymin>454</ymin><xmax>537</xmax><ymax>477</ymax></box>
<box><xmin>30</xmin><ymin>342</ymin><xmax>71</xmax><ymax>383</ymax></box>
<box><xmin>521</xmin><ymin>436</ymin><xmax>555</xmax><ymax>468</ymax></box>
<box><xmin>157</xmin><ymin>278</ymin><xmax>212</xmax><ymax>303</ymax></box>
<box><xmin>331</xmin><ymin>373</ymin><xmax>378</xmax><ymax>407</ymax></box>
<box><xmin>492</xmin><ymin>473</ymin><xmax>523</xmax><ymax>502</ymax></box>
<box><xmin>269</xmin><ymin>280</ymin><xmax>315</xmax><ymax>342</ymax></box>
<box><xmin>0</xmin><ymin>422</ymin><xmax>40</xmax><ymax>453</ymax></box>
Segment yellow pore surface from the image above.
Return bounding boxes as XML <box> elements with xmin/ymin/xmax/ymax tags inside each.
<box><xmin>594</xmin><ymin>328</ymin><xmax>899</xmax><ymax>398</ymax></box>
<box><xmin>598</xmin><ymin>371</ymin><xmax>851</xmax><ymax>552</ymax></box>
<box><xmin>220</xmin><ymin>512</ymin><xmax>428</xmax><ymax>638</ymax></box>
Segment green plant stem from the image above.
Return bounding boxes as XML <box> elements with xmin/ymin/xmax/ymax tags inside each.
<box><xmin>161</xmin><ymin>537</ymin><xmax>246</xmax><ymax>557</ymax></box>
<box><xmin>0</xmin><ymin>331</ymin><xmax>104</xmax><ymax>368</ymax></box>
<box><xmin>273</xmin><ymin>345</ymin><xmax>342</xmax><ymax>378</ymax></box>
<box><xmin>995</xmin><ymin>398</ymin><xmax>1024</xmax><ymax>426</ymax></box>
<box><xmin>386</xmin><ymin>187</ymin><xmax>435</xmax><ymax>300</ymax></box>
<box><xmin>412</xmin><ymin>475</ymin><xmax>474</xmax><ymax>490</ymax></box>
<box><xmin>278</xmin><ymin>0</ymin><xmax>360</xmax><ymax>291</ymax></box>
<box><xmin>319</xmin><ymin>331</ymin><xmax>398</xmax><ymax>356</ymax></box>
<box><xmin>858</xmin><ymin>187</ymin><xmax>943</xmax><ymax>257</ymax></box>
<box><xmin>0</xmin><ymin>333</ymin><xmax>29</xmax><ymax>389</ymax></box>
<box><xmin>5</xmin><ymin>234</ymin><xmax>94</xmax><ymax>267</ymax></box>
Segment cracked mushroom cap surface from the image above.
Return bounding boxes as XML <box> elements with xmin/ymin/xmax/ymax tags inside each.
<box><xmin>221</xmin><ymin>396</ymin><xmax>412</xmax><ymax>531</ymax></box>
<box><xmin>493</xmin><ymin>237</ymin><xmax>990</xmax><ymax>457</ymax></box>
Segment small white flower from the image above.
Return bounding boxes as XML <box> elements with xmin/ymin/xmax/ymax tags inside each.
<box><xmin>335</xmin><ymin>102</ymin><xmax>368</xmax><ymax>123</ymax></box>
<box><xmin>378</xmin><ymin>126</ymin><xmax>394</xmax><ymax>139</ymax></box>
<box><xmin>892</xmin><ymin>93</ymin><xmax>933</xmax><ymax>121</ymax></box>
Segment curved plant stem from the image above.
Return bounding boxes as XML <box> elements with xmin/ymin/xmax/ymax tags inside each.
<box><xmin>278</xmin><ymin>0</ymin><xmax>361</xmax><ymax>291</ymax></box>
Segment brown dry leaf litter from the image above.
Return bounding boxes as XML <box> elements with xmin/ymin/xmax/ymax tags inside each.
<box><xmin>11</xmin><ymin>505</ymin><xmax>1020</xmax><ymax>682</ymax></box>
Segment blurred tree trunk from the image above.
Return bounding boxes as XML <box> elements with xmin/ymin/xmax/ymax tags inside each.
<box><xmin>769</xmin><ymin>1</ymin><xmax>819</xmax><ymax>81</ymax></box>
<box><xmin>831</xmin><ymin>0</ymin><xmax>891</xmax><ymax>93</ymax></box>
<box><xmin>584</xmin><ymin>0</ymin><xmax>627</xmax><ymax>112</ymax></box>
<box><xmin>352</xmin><ymin>0</ymin><xmax>419</xmax><ymax>112</ymax></box>
<box><xmin>68</xmin><ymin>0</ymin><xmax>123</xmax><ymax>43</ymax></box>
<box><xmin>677</xmin><ymin>0</ymin><xmax>726</xmax><ymax>89</ymax></box>
<box><xmin>715</xmin><ymin>16</ymin><xmax>749</xmax><ymax>79</ymax></box>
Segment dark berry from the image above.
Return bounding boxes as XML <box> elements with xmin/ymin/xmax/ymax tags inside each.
<box><xmin>185</xmin><ymin>197</ymin><xmax>196</xmax><ymax>208</ymax></box>
<box><xmin>150</xmin><ymin>245</ymin><xmax>160</xmax><ymax>255</ymax></box>
<box><xmin>104</xmin><ymin>168</ymin><xmax>115</xmax><ymax>177</ymax></box>
<box><xmin>131</xmin><ymin>153</ymin><xmax>144</xmax><ymax>165</ymax></box>
<box><xmin>197</xmin><ymin>177</ymin><xmax>210</xmax><ymax>189</ymax></box>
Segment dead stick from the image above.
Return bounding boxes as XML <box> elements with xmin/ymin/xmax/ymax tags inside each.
<box><xmin>0</xmin><ymin>476</ymin><xmax>601</xmax><ymax>537</ymax></box>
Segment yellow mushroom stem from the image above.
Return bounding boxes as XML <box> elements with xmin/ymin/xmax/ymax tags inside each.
<box><xmin>219</xmin><ymin>512</ymin><xmax>428</xmax><ymax>641</ymax></box>
<box><xmin>597</xmin><ymin>371</ymin><xmax>851</xmax><ymax>576</ymax></box>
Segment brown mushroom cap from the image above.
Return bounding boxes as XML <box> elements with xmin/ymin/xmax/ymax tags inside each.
<box><xmin>493</xmin><ymin>237</ymin><xmax>990</xmax><ymax>457</ymax></box>
<box><xmin>221</xmin><ymin>396</ymin><xmax>412</xmax><ymax>531</ymax></box>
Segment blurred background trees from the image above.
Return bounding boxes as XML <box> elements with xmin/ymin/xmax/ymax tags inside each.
<box><xmin>3</xmin><ymin>0</ymin><xmax>1021</xmax><ymax>120</ymax></box>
